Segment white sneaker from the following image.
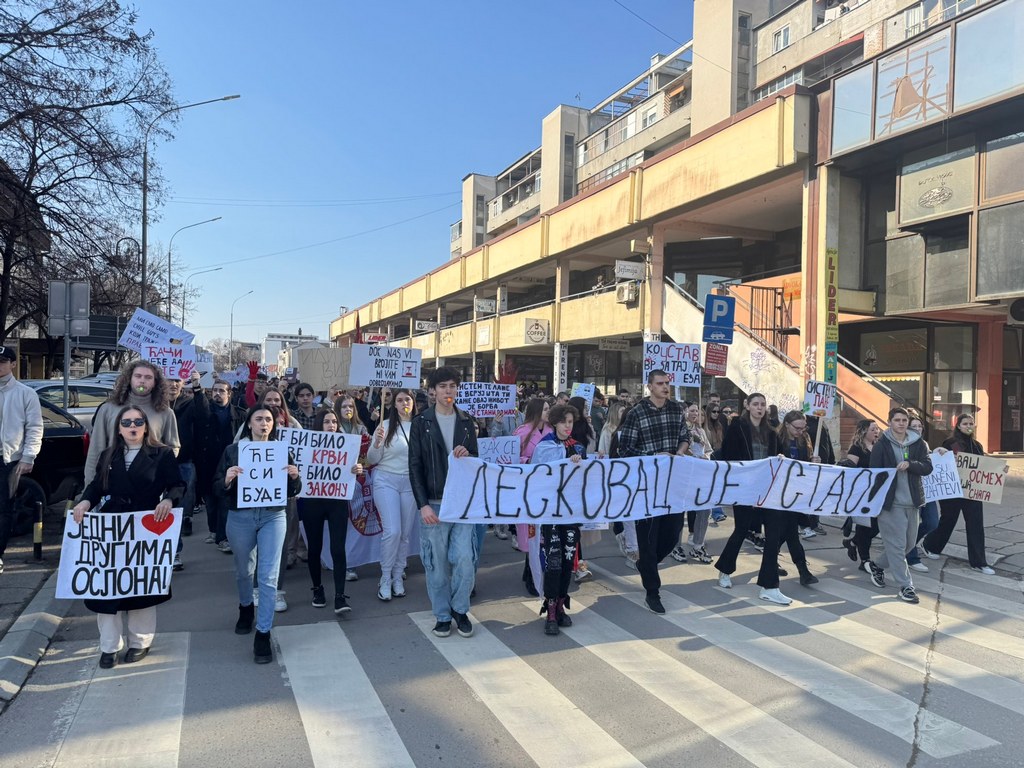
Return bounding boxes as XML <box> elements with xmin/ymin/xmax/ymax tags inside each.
<box><xmin>574</xmin><ymin>562</ymin><xmax>593</xmax><ymax>583</ymax></box>
<box><xmin>909</xmin><ymin>562</ymin><xmax>929</xmax><ymax>573</ymax></box>
<box><xmin>921</xmin><ymin>546</ymin><xmax>940</xmax><ymax>560</ymax></box>
<box><xmin>252</xmin><ymin>587</ymin><xmax>259</xmax><ymax>607</ymax></box>
<box><xmin>377</xmin><ymin>576</ymin><xmax>392</xmax><ymax>602</ymax></box>
<box><xmin>759</xmin><ymin>587</ymin><xmax>792</xmax><ymax>605</ymax></box>
<box><xmin>718</xmin><ymin>572</ymin><xmax>732</xmax><ymax>588</ymax></box>
<box><xmin>391</xmin><ymin>571</ymin><xmax>406</xmax><ymax>597</ymax></box>
<box><xmin>493</xmin><ymin>524</ymin><xmax>509</xmax><ymax>540</ymax></box>
<box><xmin>800</xmin><ymin>527</ymin><xmax>816</xmax><ymax>539</ymax></box>
<box><xmin>972</xmin><ymin>565</ymin><xmax>996</xmax><ymax>575</ymax></box>
<box><xmin>669</xmin><ymin>545</ymin><xmax>688</xmax><ymax>562</ymax></box>
<box><xmin>274</xmin><ymin>590</ymin><xmax>288</xmax><ymax>612</ymax></box>
<box><xmin>624</xmin><ymin>556</ymin><xmax>638</xmax><ymax>570</ymax></box>
<box><xmin>204</xmin><ymin>533</ymin><xmax>216</xmax><ymax>544</ymax></box>
<box><xmin>345</xmin><ymin>569</ymin><xmax>359</xmax><ymax>582</ymax></box>
<box><xmin>615</xmin><ymin>531</ymin><xmax>629</xmax><ymax>557</ymax></box>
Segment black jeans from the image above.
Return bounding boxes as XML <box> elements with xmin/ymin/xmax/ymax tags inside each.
<box><xmin>924</xmin><ymin>498</ymin><xmax>988</xmax><ymax>568</ymax></box>
<box><xmin>853</xmin><ymin>518</ymin><xmax>879</xmax><ymax>562</ymax></box>
<box><xmin>541</xmin><ymin>524</ymin><xmax>579</xmax><ymax>600</ymax></box>
<box><xmin>715</xmin><ymin>505</ymin><xmax>755</xmax><ymax>576</ymax></box>
<box><xmin>298</xmin><ymin>499</ymin><xmax>350</xmax><ymax>595</ymax></box>
<box><xmin>636</xmin><ymin>513</ymin><xmax>685</xmax><ymax>597</ymax></box>
<box><xmin>0</xmin><ymin>461</ymin><xmax>15</xmax><ymax>556</ymax></box>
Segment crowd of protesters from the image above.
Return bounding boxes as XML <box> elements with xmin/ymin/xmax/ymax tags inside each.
<box><xmin>59</xmin><ymin>358</ymin><xmax>1001</xmax><ymax>668</ymax></box>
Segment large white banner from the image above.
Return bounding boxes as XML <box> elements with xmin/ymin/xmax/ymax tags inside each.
<box><xmin>438</xmin><ymin>454</ymin><xmax>896</xmax><ymax>524</ymax></box>
<box><xmin>56</xmin><ymin>508</ymin><xmax>183</xmax><ymax>599</ymax></box>
<box><xmin>278</xmin><ymin>428</ymin><xmax>361</xmax><ymax>500</ymax></box>
<box><xmin>348</xmin><ymin>343</ymin><xmax>422</xmax><ymax>388</ymax></box>
<box><xmin>237</xmin><ymin>441</ymin><xmax>289</xmax><ymax>508</ymax></box>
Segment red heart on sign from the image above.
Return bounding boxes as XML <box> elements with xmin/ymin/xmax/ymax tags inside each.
<box><xmin>141</xmin><ymin>512</ymin><xmax>174</xmax><ymax>536</ymax></box>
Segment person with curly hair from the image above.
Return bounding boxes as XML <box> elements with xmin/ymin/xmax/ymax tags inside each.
<box><xmin>84</xmin><ymin>361</ymin><xmax>179</xmax><ymax>487</ymax></box>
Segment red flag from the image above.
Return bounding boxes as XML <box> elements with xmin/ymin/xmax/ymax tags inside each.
<box><xmin>354</xmin><ymin>311</ymin><xmax>363</xmax><ymax>344</ymax></box>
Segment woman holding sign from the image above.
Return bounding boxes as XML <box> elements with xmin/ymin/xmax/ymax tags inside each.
<box><xmin>72</xmin><ymin>406</ymin><xmax>184</xmax><ymax>669</ymax></box>
<box><xmin>922</xmin><ymin>414</ymin><xmax>996</xmax><ymax>574</ymax></box>
<box><xmin>216</xmin><ymin>406</ymin><xmax>301</xmax><ymax>664</ymax></box>
<box><xmin>513</xmin><ymin>398</ymin><xmax>552</xmax><ymax>595</ymax></box>
<box><xmin>367</xmin><ymin>389</ymin><xmax>417</xmax><ymax>601</ymax></box>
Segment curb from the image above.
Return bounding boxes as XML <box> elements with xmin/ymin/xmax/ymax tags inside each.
<box><xmin>0</xmin><ymin>572</ymin><xmax>72</xmax><ymax>702</ymax></box>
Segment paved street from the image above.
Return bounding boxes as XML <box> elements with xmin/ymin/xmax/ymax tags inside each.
<box><xmin>2</xmin><ymin>495</ymin><xmax>1024</xmax><ymax>768</ymax></box>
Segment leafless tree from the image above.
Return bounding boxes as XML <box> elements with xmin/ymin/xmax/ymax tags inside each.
<box><xmin>0</xmin><ymin>0</ymin><xmax>176</xmax><ymax>342</ymax></box>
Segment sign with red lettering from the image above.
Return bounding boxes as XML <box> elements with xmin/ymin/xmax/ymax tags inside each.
<box><xmin>824</xmin><ymin>247</ymin><xmax>839</xmax><ymax>344</ymax></box>
<box><xmin>955</xmin><ymin>453</ymin><xmax>1007</xmax><ymax>505</ymax></box>
<box><xmin>643</xmin><ymin>342</ymin><xmax>701</xmax><ymax>387</ymax></box>
<box><xmin>143</xmin><ymin>341</ymin><xmax>196</xmax><ymax>381</ymax></box>
<box><xmin>802</xmin><ymin>379</ymin><xmax>837</xmax><ymax>418</ymax></box>
<box><xmin>704</xmin><ymin>343</ymin><xmax>729</xmax><ymax>377</ymax></box>
<box><xmin>278</xmin><ymin>428</ymin><xmax>361</xmax><ymax>500</ymax></box>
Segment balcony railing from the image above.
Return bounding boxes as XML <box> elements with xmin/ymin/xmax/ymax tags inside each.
<box><xmin>902</xmin><ymin>0</ymin><xmax>978</xmax><ymax>39</ymax></box>
<box><xmin>488</xmin><ymin>172</ymin><xmax>541</xmax><ymax>218</ymax></box>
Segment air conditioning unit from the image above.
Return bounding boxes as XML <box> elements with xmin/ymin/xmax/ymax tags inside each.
<box><xmin>616</xmin><ymin>282</ymin><xmax>638</xmax><ymax>304</ymax></box>
<box><xmin>1008</xmin><ymin>298</ymin><xmax>1024</xmax><ymax>327</ymax></box>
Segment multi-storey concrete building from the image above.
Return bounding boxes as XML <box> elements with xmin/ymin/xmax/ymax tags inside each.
<box><xmin>331</xmin><ymin>0</ymin><xmax>1023</xmax><ymax>452</ymax></box>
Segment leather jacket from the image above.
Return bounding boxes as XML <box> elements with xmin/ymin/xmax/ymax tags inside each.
<box><xmin>408</xmin><ymin>406</ymin><xmax>479</xmax><ymax>509</ymax></box>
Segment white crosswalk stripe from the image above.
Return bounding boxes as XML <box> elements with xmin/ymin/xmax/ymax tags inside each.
<box><xmin>411</xmin><ymin>610</ymin><xmax>647</xmax><ymax>768</ymax></box>
<box><xmin>910</xmin><ymin>573</ymin><xmax>1024</xmax><ymax>620</ymax></box>
<box><xmin>588</xmin><ymin>563</ymin><xmax>999</xmax><ymax>759</ymax></box>
<box><xmin>815</xmin><ymin>577</ymin><xmax>1024</xmax><ymax>661</ymax></box>
<box><xmin>525</xmin><ymin>598</ymin><xmax>859</xmax><ymax>768</ymax></box>
<box><xmin>274</xmin><ymin>622</ymin><xmax>416</xmax><ymax>768</ymax></box>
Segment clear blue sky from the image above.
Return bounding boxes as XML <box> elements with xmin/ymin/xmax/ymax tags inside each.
<box><xmin>135</xmin><ymin>1</ymin><xmax>694</xmax><ymax>349</ymax></box>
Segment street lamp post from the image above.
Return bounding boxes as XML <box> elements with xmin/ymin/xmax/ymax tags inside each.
<box><xmin>229</xmin><ymin>290</ymin><xmax>254</xmax><ymax>368</ymax></box>
<box><xmin>167</xmin><ymin>216</ymin><xmax>222</xmax><ymax>319</ymax></box>
<box><xmin>181</xmin><ymin>267</ymin><xmax>223</xmax><ymax>328</ymax></box>
<box><xmin>140</xmin><ymin>94</ymin><xmax>240</xmax><ymax>310</ymax></box>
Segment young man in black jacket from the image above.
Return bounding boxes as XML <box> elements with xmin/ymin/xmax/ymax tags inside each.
<box><xmin>408</xmin><ymin>367</ymin><xmax>479</xmax><ymax>639</ymax></box>
<box><xmin>195</xmin><ymin>378</ymin><xmax>247</xmax><ymax>552</ymax></box>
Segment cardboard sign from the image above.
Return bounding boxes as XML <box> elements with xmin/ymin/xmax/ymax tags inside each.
<box><xmin>643</xmin><ymin>342</ymin><xmax>701</xmax><ymax>387</ymax></box>
<box><xmin>956</xmin><ymin>453</ymin><xmax>1007</xmax><ymax>504</ymax></box>
<box><xmin>118</xmin><ymin>308</ymin><xmax>194</xmax><ymax>353</ymax></box>
<box><xmin>803</xmin><ymin>379</ymin><xmax>837</xmax><ymax>418</ymax></box>
<box><xmin>704</xmin><ymin>343</ymin><xmax>729</xmax><ymax>377</ymax></box>
<box><xmin>478</xmin><ymin>436</ymin><xmax>520</xmax><ymax>465</ymax></box>
<box><xmin>923</xmin><ymin>450</ymin><xmax>963</xmax><ymax>503</ymax></box>
<box><xmin>457</xmin><ymin>382</ymin><xmax>517</xmax><ymax>418</ymax></box>
<box><xmin>570</xmin><ymin>382</ymin><xmax>596</xmax><ymax>414</ymax></box>
<box><xmin>278</xmin><ymin>428</ymin><xmax>360</xmax><ymax>499</ymax></box>
<box><xmin>348</xmin><ymin>343</ymin><xmax>421</xmax><ymax>388</ymax></box>
<box><xmin>195</xmin><ymin>351</ymin><xmax>215</xmax><ymax>388</ymax></box>
<box><xmin>296</xmin><ymin>346</ymin><xmax>350</xmax><ymax>392</ymax></box>
<box><xmin>56</xmin><ymin>508</ymin><xmax>183</xmax><ymax>599</ymax></box>
<box><xmin>143</xmin><ymin>341</ymin><xmax>196</xmax><ymax>381</ymax></box>
<box><xmin>237</xmin><ymin>441</ymin><xmax>289</xmax><ymax>508</ymax></box>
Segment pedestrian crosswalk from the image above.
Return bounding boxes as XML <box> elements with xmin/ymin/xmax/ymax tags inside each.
<box><xmin>3</xmin><ymin>561</ymin><xmax>1023</xmax><ymax>768</ymax></box>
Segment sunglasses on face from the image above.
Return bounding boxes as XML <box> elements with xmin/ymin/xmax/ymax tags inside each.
<box><xmin>710</xmin><ymin>409</ymin><xmax>720</xmax><ymax>413</ymax></box>
<box><xmin>120</xmin><ymin>418</ymin><xmax>146</xmax><ymax>428</ymax></box>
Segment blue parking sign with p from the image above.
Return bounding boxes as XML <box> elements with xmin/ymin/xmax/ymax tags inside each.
<box><xmin>702</xmin><ymin>294</ymin><xmax>735</xmax><ymax>344</ymax></box>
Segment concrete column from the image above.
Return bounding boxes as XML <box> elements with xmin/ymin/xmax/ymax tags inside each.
<box><xmin>646</xmin><ymin>226</ymin><xmax>664</xmax><ymax>338</ymax></box>
<box><xmin>976</xmin><ymin>320</ymin><xmax>1003</xmax><ymax>450</ymax></box>
<box><xmin>801</xmin><ymin>164</ymin><xmax>841</xmax><ymax>386</ymax></box>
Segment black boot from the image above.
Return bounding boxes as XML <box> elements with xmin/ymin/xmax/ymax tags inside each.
<box><xmin>523</xmin><ymin>556</ymin><xmax>539</xmax><ymax>597</ymax></box>
<box><xmin>555</xmin><ymin>597</ymin><xmax>572</xmax><ymax>628</ymax></box>
<box><xmin>235</xmin><ymin>603</ymin><xmax>254</xmax><ymax>635</ymax></box>
<box><xmin>253</xmin><ymin>630</ymin><xmax>273</xmax><ymax>664</ymax></box>
<box><xmin>798</xmin><ymin>565</ymin><xmax>819</xmax><ymax>586</ymax></box>
<box><xmin>544</xmin><ymin>599</ymin><xmax>559</xmax><ymax>636</ymax></box>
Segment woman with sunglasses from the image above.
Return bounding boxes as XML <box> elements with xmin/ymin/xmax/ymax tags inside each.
<box><xmin>367</xmin><ymin>389</ymin><xmax>417</xmax><ymax>601</ymax></box>
<box><xmin>72</xmin><ymin>407</ymin><xmax>185</xmax><ymax>669</ymax></box>
<box><xmin>216</xmin><ymin>406</ymin><xmax>301</xmax><ymax>664</ymax></box>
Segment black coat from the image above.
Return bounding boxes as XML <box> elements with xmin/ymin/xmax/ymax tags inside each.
<box><xmin>170</xmin><ymin>391</ymin><xmax>203</xmax><ymax>464</ymax></box>
<box><xmin>213</xmin><ymin>441</ymin><xmax>302</xmax><ymax>510</ymax></box>
<box><xmin>720</xmin><ymin>417</ymin><xmax>779</xmax><ymax>462</ymax></box>
<box><xmin>80</xmin><ymin>444</ymin><xmax>185</xmax><ymax>614</ymax></box>
<box><xmin>870</xmin><ymin>435</ymin><xmax>933</xmax><ymax>508</ymax></box>
<box><xmin>194</xmin><ymin>390</ymin><xmax>247</xmax><ymax>481</ymax></box>
<box><xmin>408</xmin><ymin>406</ymin><xmax>479</xmax><ymax>509</ymax></box>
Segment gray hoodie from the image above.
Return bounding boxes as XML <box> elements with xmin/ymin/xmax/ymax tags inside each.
<box><xmin>884</xmin><ymin>428</ymin><xmax>919</xmax><ymax>507</ymax></box>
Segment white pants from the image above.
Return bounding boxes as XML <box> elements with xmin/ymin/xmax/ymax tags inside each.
<box><xmin>96</xmin><ymin>607</ymin><xmax>157</xmax><ymax>654</ymax></box>
<box><xmin>373</xmin><ymin>470</ymin><xmax>417</xmax><ymax>577</ymax></box>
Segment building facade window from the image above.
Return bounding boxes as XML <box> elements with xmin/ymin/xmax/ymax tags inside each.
<box><xmin>954</xmin><ymin>0</ymin><xmax>1024</xmax><ymax>110</ymax></box>
<box><xmin>832</xmin><ymin>65</ymin><xmax>874</xmax><ymax>154</ymax></box>
<box><xmin>875</xmin><ymin>27</ymin><xmax>951</xmax><ymax>138</ymax></box>
<box><xmin>772</xmin><ymin>25</ymin><xmax>790</xmax><ymax>53</ymax></box>
<box><xmin>983</xmin><ymin>131</ymin><xmax>1024</xmax><ymax>202</ymax></box>
<box><xmin>754</xmin><ymin>69</ymin><xmax>804</xmax><ymax>103</ymax></box>
<box><xmin>977</xmin><ymin>201</ymin><xmax>1024</xmax><ymax>298</ymax></box>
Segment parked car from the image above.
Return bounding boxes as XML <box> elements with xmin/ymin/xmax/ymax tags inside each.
<box><xmin>9</xmin><ymin>399</ymin><xmax>88</xmax><ymax>536</ymax></box>
<box><xmin>21</xmin><ymin>379</ymin><xmax>113</xmax><ymax>429</ymax></box>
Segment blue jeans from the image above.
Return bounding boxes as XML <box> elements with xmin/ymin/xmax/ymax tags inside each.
<box><xmin>473</xmin><ymin>523</ymin><xmax>487</xmax><ymax>571</ymax></box>
<box><xmin>419</xmin><ymin>520</ymin><xmax>477</xmax><ymax>621</ymax></box>
<box><xmin>227</xmin><ymin>507</ymin><xmax>287</xmax><ymax>633</ymax></box>
<box><xmin>906</xmin><ymin>501</ymin><xmax>939</xmax><ymax>565</ymax></box>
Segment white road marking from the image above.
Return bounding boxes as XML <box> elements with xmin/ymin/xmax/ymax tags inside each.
<box><xmin>275</xmin><ymin>622</ymin><xmax>415</xmax><ymax>768</ymax></box>
<box><xmin>411</xmin><ymin>610</ymin><xmax>647</xmax><ymax>768</ymax></box>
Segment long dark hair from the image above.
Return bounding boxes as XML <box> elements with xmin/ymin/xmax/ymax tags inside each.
<box><xmin>777</xmin><ymin>410</ymin><xmax>812</xmax><ymax>457</ymax></box>
<box><xmin>741</xmin><ymin>392</ymin><xmax>771</xmax><ymax>445</ymax></box>
<box><xmin>334</xmin><ymin>395</ymin><xmax>365</xmax><ymax>432</ymax></box>
<box><xmin>848</xmin><ymin>419</ymin><xmax>877</xmax><ymax>452</ymax></box>
<box><xmin>98</xmin><ymin>405</ymin><xmax>164</xmax><ymax>489</ymax></box>
<box><xmin>523</xmin><ymin>398</ymin><xmax>547</xmax><ymax>430</ymax></box>
<box><xmin>313</xmin><ymin>407</ymin><xmax>338</xmax><ymax>431</ymax></box>
<box><xmin>568</xmin><ymin>396</ymin><xmax>593</xmax><ymax>445</ymax></box>
<box><xmin>950</xmin><ymin>413</ymin><xmax>983</xmax><ymax>453</ymax></box>
<box><xmin>704</xmin><ymin>403</ymin><xmax>724</xmax><ymax>447</ymax></box>
<box><xmin>383</xmin><ymin>388</ymin><xmax>414</xmax><ymax>447</ymax></box>
<box><xmin>109</xmin><ymin>361</ymin><xmax>169</xmax><ymax>411</ymax></box>
<box><xmin>240</xmin><ymin>406</ymin><xmax>280</xmax><ymax>441</ymax></box>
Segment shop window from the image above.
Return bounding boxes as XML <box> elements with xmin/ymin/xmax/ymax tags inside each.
<box><xmin>977</xmin><ymin>201</ymin><xmax>1024</xmax><ymax>298</ymax></box>
<box><xmin>924</xmin><ymin>226</ymin><xmax>970</xmax><ymax>307</ymax></box>
<box><xmin>885</xmin><ymin>235</ymin><xmax>925</xmax><ymax>312</ymax></box>
<box><xmin>984</xmin><ymin>132</ymin><xmax>1024</xmax><ymax>201</ymax></box>
<box><xmin>954</xmin><ymin>0</ymin><xmax>1024</xmax><ymax>111</ymax></box>
<box><xmin>875</xmin><ymin>28</ymin><xmax>951</xmax><ymax>139</ymax></box>
<box><xmin>928</xmin><ymin>370</ymin><xmax>977</xmax><ymax>438</ymax></box>
<box><xmin>1004</xmin><ymin>327</ymin><xmax>1024</xmax><ymax>369</ymax></box>
<box><xmin>832</xmin><ymin>66</ymin><xmax>874</xmax><ymax>154</ymax></box>
<box><xmin>933</xmin><ymin>325</ymin><xmax>974</xmax><ymax>369</ymax></box>
<box><xmin>858</xmin><ymin>327</ymin><xmax>928</xmax><ymax>372</ymax></box>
